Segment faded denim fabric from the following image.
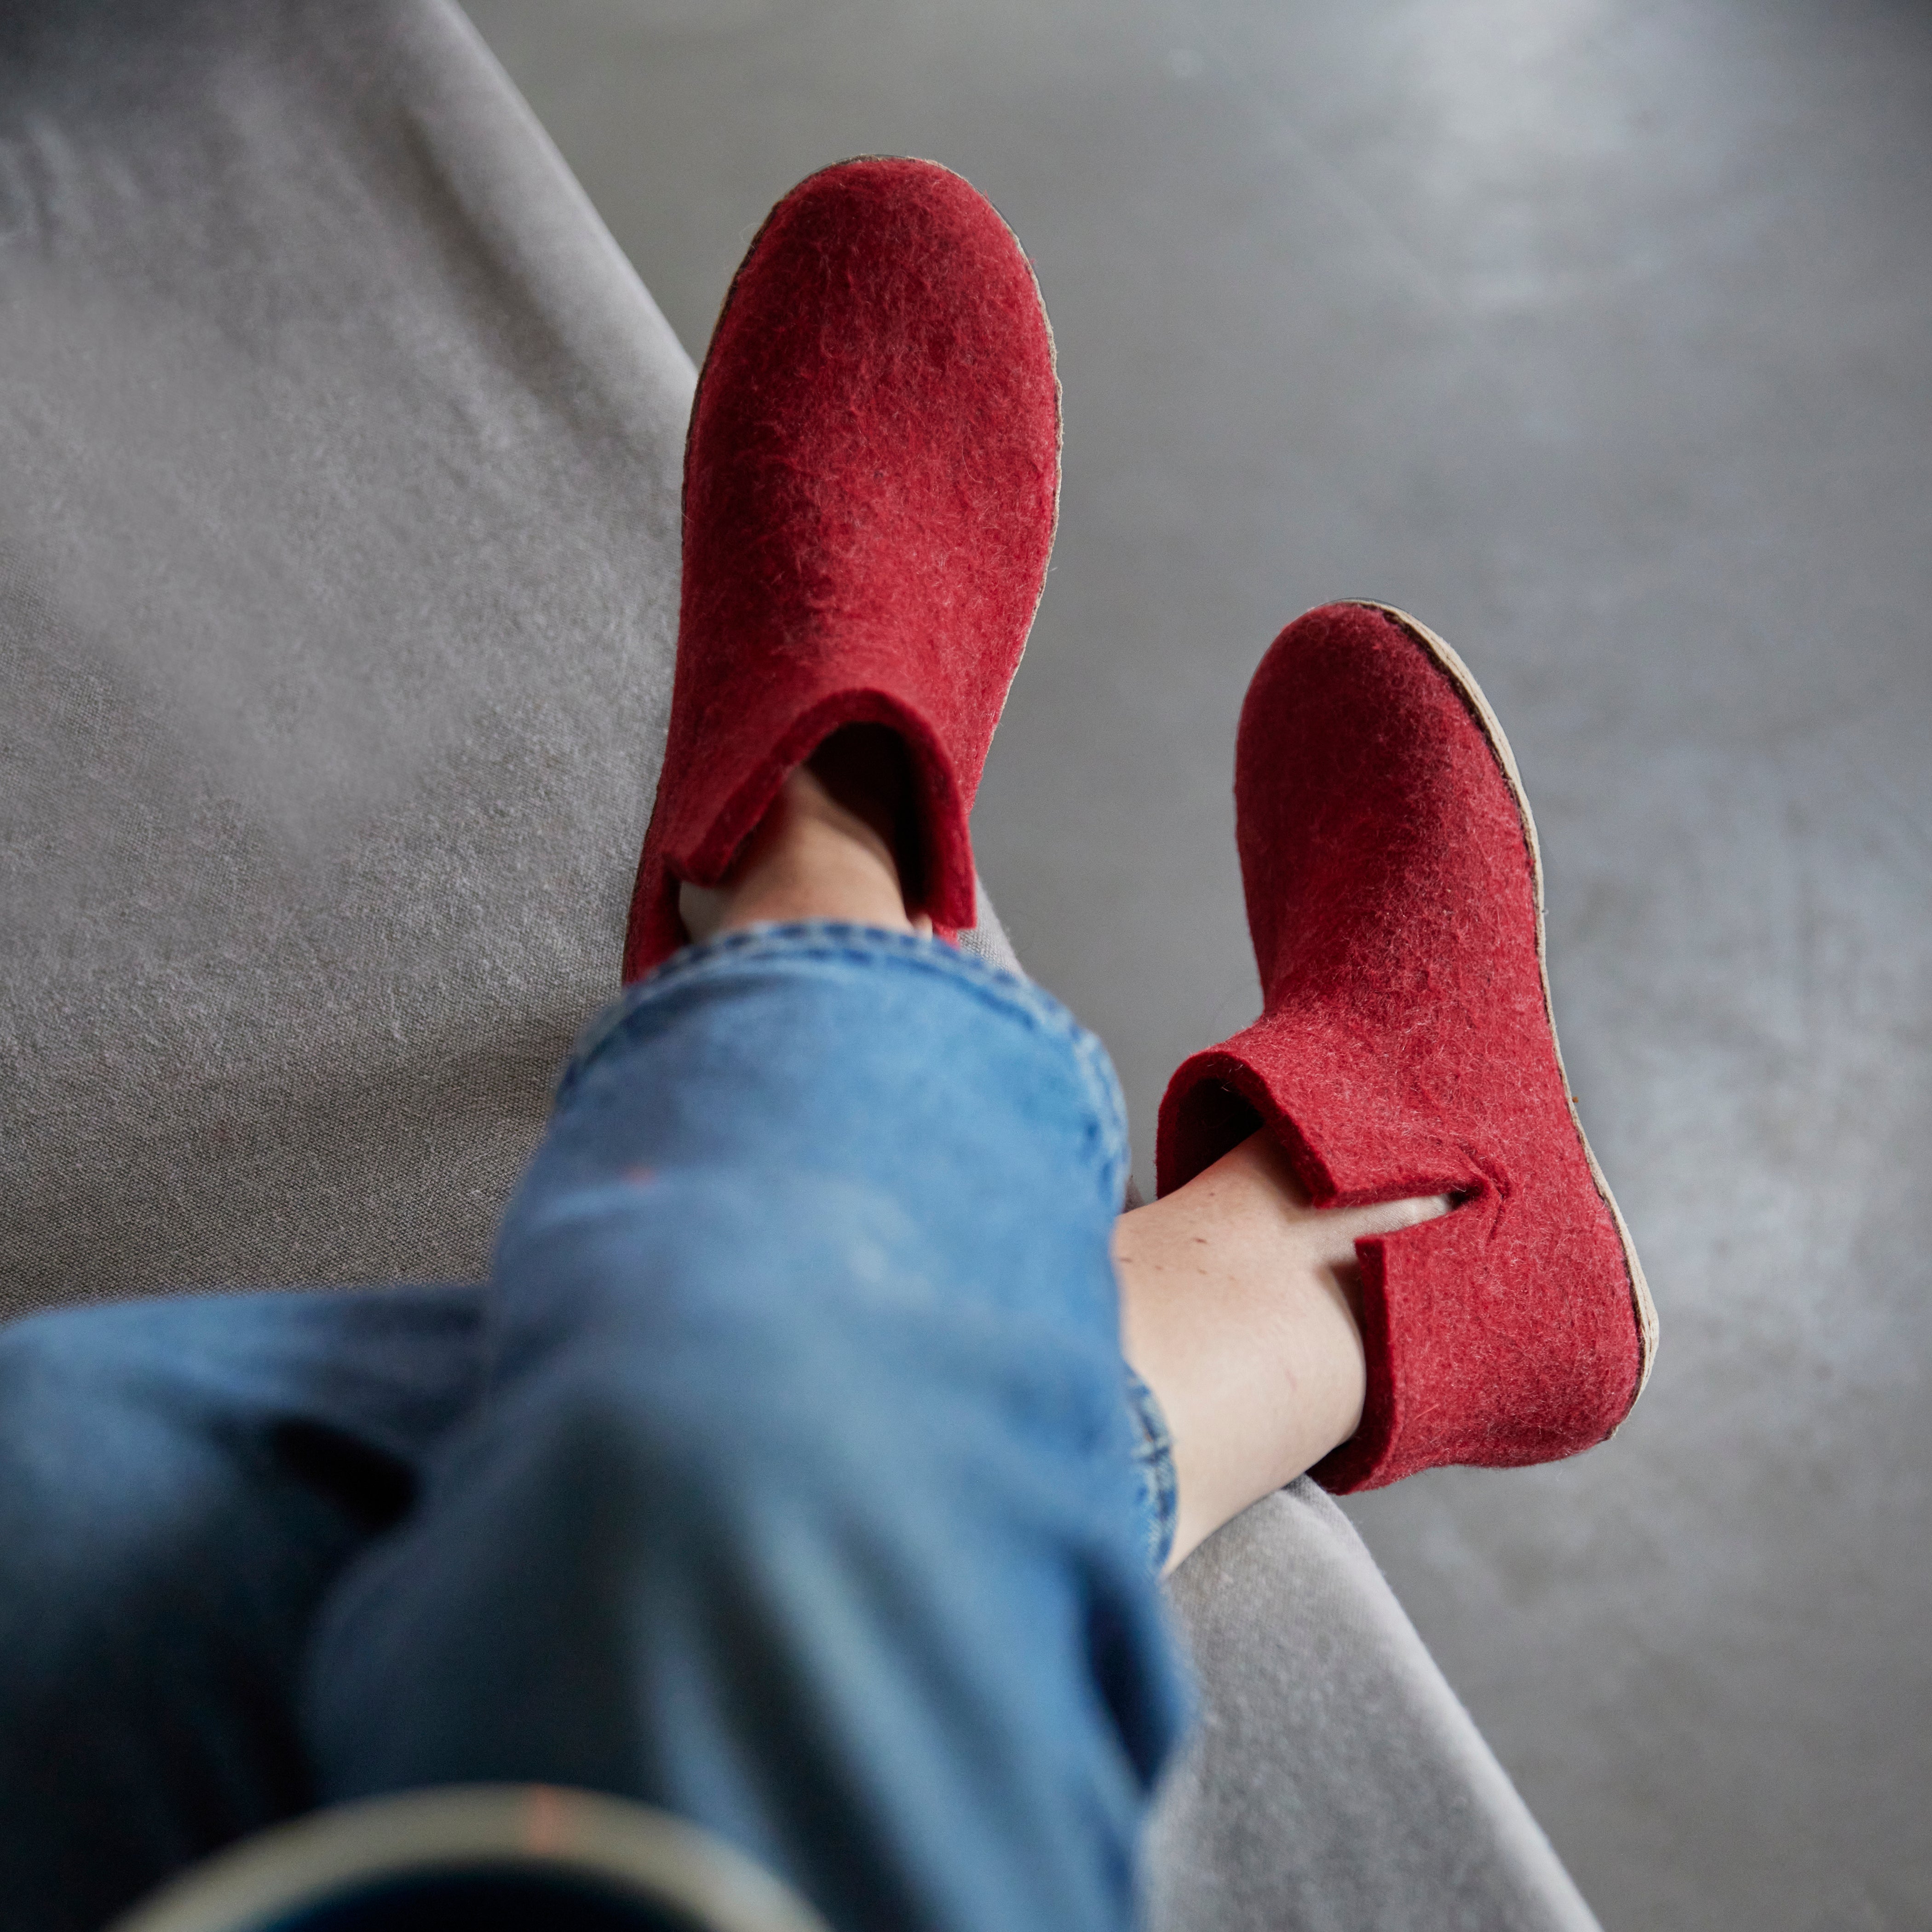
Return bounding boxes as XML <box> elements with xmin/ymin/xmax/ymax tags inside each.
<box><xmin>0</xmin><ymin>925</ymin><xmax>1186</xmax><ymax>1932</ymax></box>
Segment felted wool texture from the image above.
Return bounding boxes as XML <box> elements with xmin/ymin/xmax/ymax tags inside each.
<box><xmin>1156</xmin><ymin>605</ymin><xmax>1645</xmax><ymax>1491</ymax></box>
<box><xmin>0</xmin><ymin>20</ymin><xmax>1604</xmax><ymax>1926</ymax></box>
<box><xmin>623</xmin><ymin>157</ymin><xmax>1061</xmax><ymax>978</ymax></box>
<box><xmin>0</xmin><ymin>11</ymin><xmax>1044</xmax><ymax>1319</ymax></box>
<box><xmin>1145</xmin><ymin>1481</ymin><xmax>1604</xmax><ymax>1932</ymax></box>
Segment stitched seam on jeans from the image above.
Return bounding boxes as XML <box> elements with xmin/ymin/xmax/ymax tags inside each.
<box><xmin>643</xmin><ymin>925</ymin><xmax>1071</xmax><ymax>1038</ymax></box>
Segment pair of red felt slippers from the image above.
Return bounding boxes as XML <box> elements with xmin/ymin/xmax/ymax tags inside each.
<box><xmin>622</xmin><ymin>157</ymin><xmax>1657</xmax><ymax>1494</ymax></box>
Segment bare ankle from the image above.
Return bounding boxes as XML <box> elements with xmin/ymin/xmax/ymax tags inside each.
<box><xmin>677</xmin><ymin>732</ymin><xmax>932</xmax><ymax>943</ymax></box>
<box><xmin>1114</xmin><ymin>1130</ymin><xmax>1450</xmax><ymax>1570</ymax></box>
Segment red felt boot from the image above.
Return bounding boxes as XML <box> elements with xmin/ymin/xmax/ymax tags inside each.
<box><xmin>622</xmin><ymin>157</ymin><xmax>1060</xmax><ymax>978</ymax></box>
<box><xmin>1156</xmin><ymin>602</ymin><xmax>1658</xmax><ymax>1491</ymax></box>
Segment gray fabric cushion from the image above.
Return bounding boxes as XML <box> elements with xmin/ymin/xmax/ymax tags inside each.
<box><xmin>1150</xmin><ymin>1484</ymin><xmax>1602</xmax><ymax>1932</ymax></box>
<box><xmin>1</xmin><ymin>0</ymin><xmax>692</xmax><ymax>1313</ymax></box>
<box><xmin>0</xmin><ymin>6</ymin><xmax>1591</xmax><ymax>1928</ymax></box>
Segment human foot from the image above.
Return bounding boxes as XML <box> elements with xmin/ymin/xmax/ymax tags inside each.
<box><xmin>1114</xmin><ymin>1130</ymin><xmax>1448</xmax><ymax>1570</ymax></box>
<box><xmin>1157</xmin><ymin>602</ymin><xmax>1656</xmax><ymax>1495</ymax></box>
<box><xmin>626</xmin><ymin>157</ymin><xmax>1060</xmax><ymax>978</ymax></box>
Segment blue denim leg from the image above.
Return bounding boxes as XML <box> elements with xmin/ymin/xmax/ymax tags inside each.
<box><xmin>304</xmin><ymin>925</ymin><xmax>1189</xmax><ymax>1932</ymax></box>
<box><xmin>1123</xmin><ymin>1367</ymin><xmax>1179</xmax><ymax>1574</ymax></box>
<box><xmin>0</xmin><ymin>1283</ymin><xmax>485</xmax><ymax>1932</ymax></box>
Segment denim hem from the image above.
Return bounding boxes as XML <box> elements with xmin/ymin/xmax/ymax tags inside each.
<box><xmin>561</xmin><ymin>922</ymin><xmax>1131</xmax><ymax>1204</ymax></box>
<box><xmin>1124</xmin><ymin>1366</ymin><xmax>1179</xmax><ymax>1574</ymax></box>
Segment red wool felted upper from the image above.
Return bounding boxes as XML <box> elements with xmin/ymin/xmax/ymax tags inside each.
<box><xmin>622</xmin><ymin>157</ymin><xmax>1061</xmax><ymax>979</ymax></box>
<box><xmin>1157</xmin><ymin>603</ymin><xmax>1658</xmax><ymax>1493</ymax></box>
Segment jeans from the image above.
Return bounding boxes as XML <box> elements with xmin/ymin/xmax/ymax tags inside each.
<box><xmin>0</xmin><ymin>926</ymin><xmax>1187</xmax><ymax>1932</ymax></box>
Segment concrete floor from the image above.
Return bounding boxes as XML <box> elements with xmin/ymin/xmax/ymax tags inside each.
<box><xmin>459</xmin><ymin>3</ymin><xmax>1932</xmax><ymax>1926</ymax></box>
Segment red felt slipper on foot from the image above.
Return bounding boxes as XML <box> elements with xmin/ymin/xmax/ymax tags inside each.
<box><xmin>622</xmin><ymin>156</ymin><xmax>1060</xmax><ymax>979</ymax></box>
<box><xmin>1156</xmin><ymin>602</ymin><xmax>1658</xmax><ymax>1492</ymax></box>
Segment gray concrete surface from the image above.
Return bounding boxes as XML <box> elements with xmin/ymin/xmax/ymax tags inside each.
<box><xmin>457</xmin><ymin>3</ymin><xmax>1932</xmax><ymax>1926</ymax></box>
